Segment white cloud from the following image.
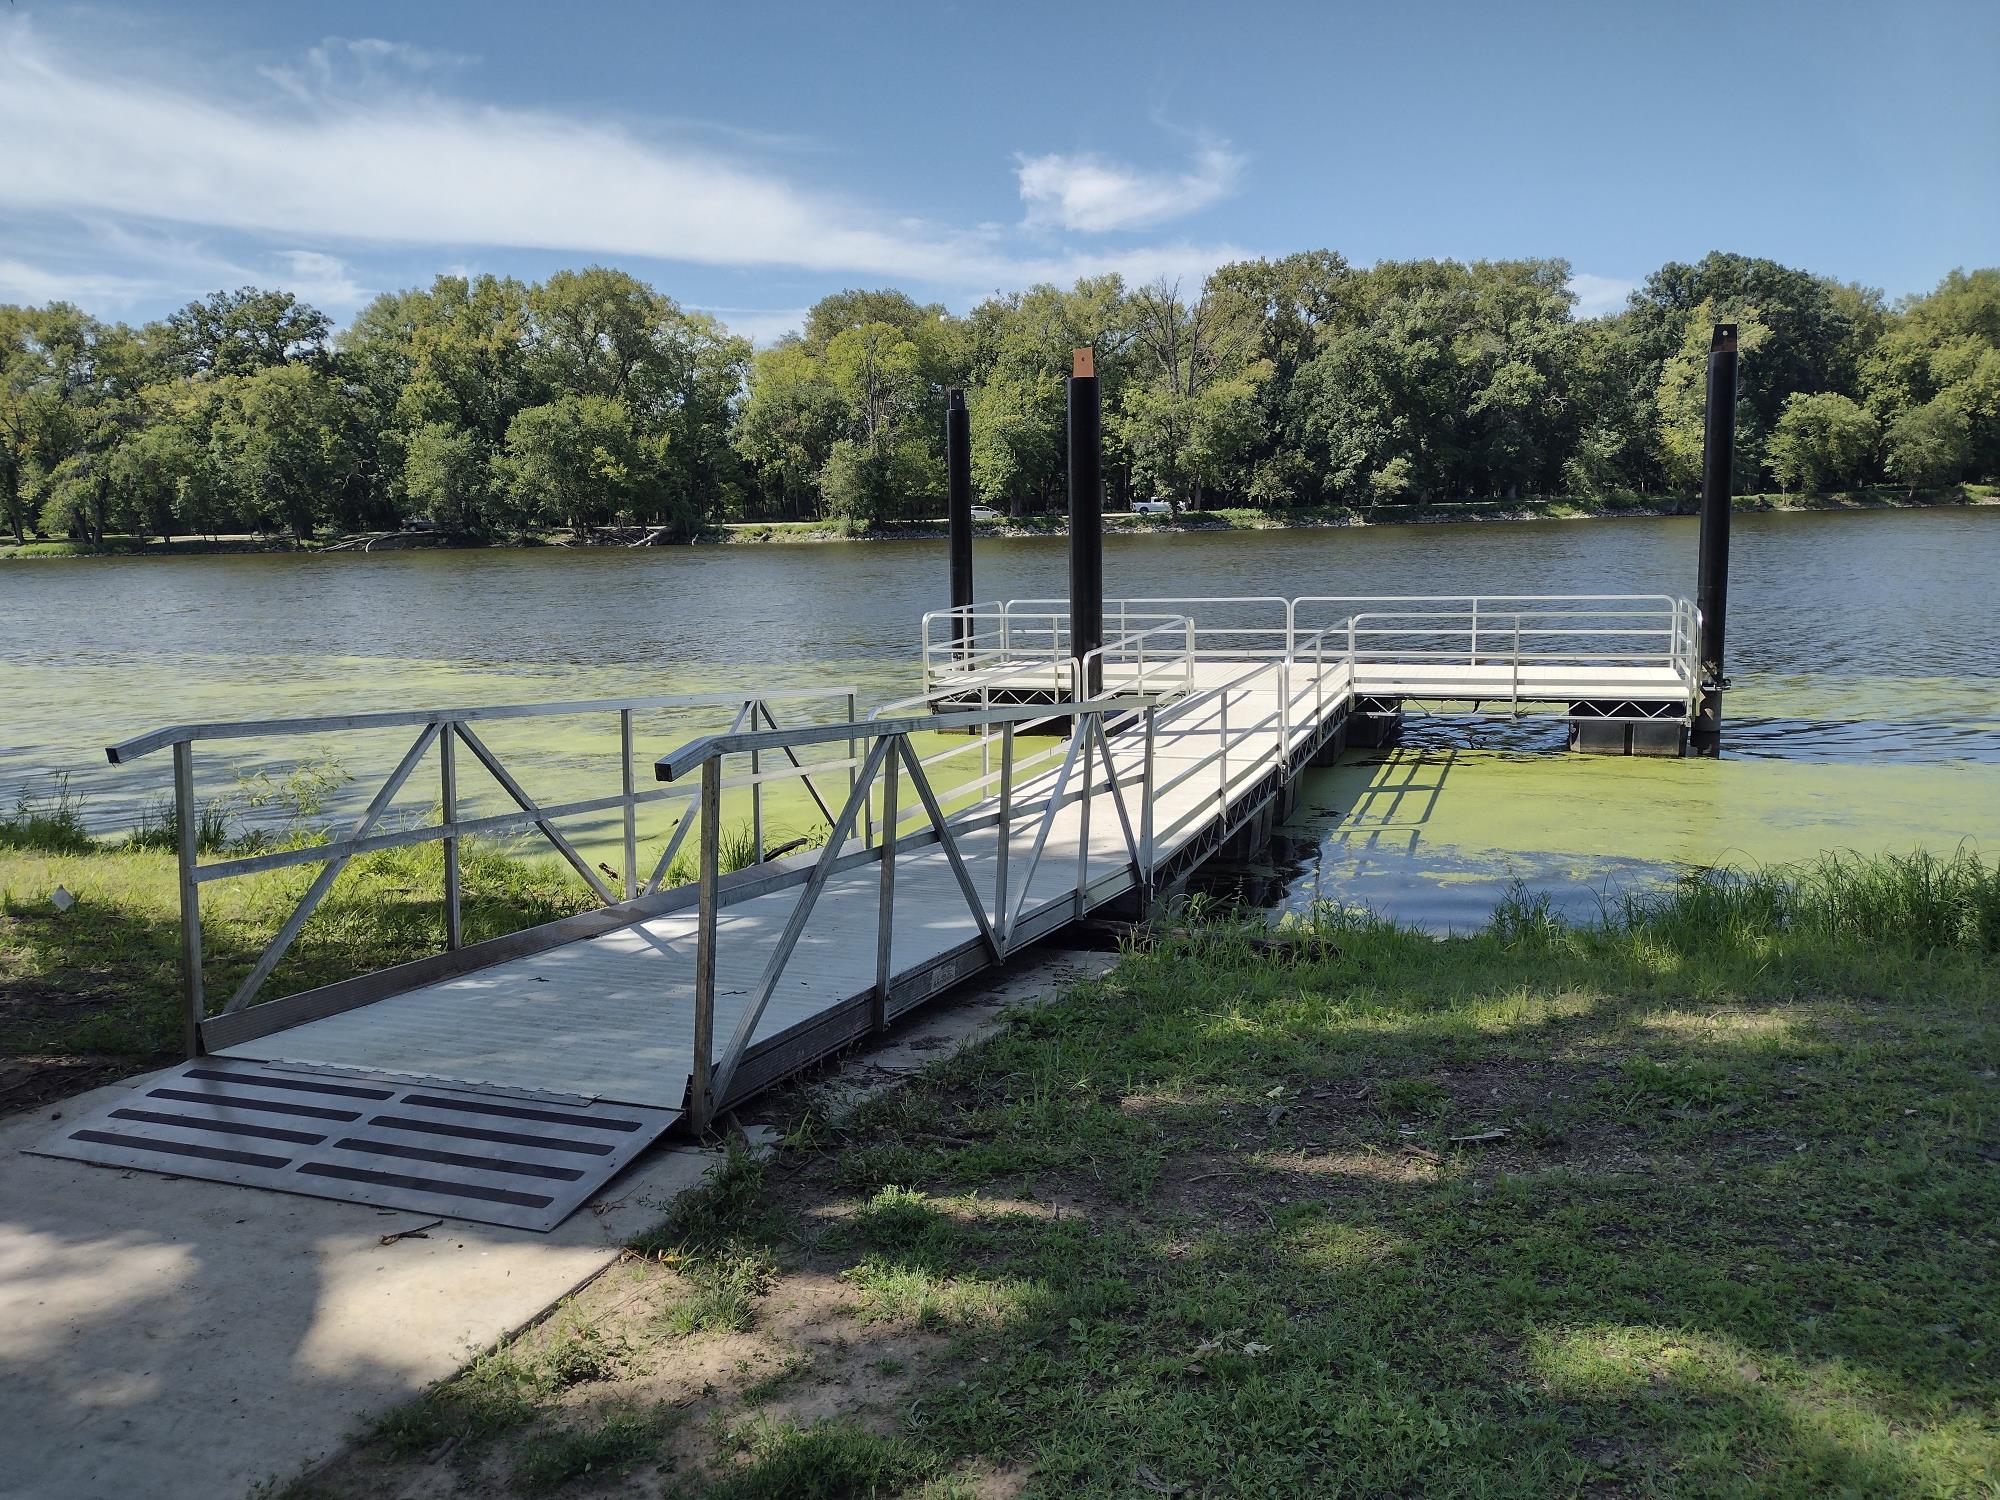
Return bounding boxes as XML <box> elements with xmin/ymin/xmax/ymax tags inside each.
<box><xmin>0</xmin><ymin>22</ymin><xmax>1047</xmax><ymax>289</ymax></box>
<box><xmin>0</xmin><ymin>21</ymin><xmax>1256</xmax><ymax>317</ymax></box>
<box><xmin>1570</xmin><ymin>272</ymin><xmax>1637</xmax><ymax>318</ymax></box>
<box><xmin>0</xmin><ymin>256</ymin><xmax>154</xmax><ymax>306</ymax></box>
<box><xmin>695</xmin><ymin>306</ymin><xmax>809</xmax><ymax>347</ymax></box>
<box><xmin>260</xmin><ymin>35</ymin><xmax>477</xmax><ymax>103</ymax></box>
<box><xmin>276</xmin><ymin>249</ymin><xmax>369</xmax><ymax>308</ymax></box>
<box><xmin>1015</xmin><ymin>141</ymin><xmax>1243</xmax><ymax>233</ymax></box>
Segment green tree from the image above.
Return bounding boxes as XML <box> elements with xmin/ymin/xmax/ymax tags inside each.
<box><xmin>1629</xmin><ymin>252</ymin><xmax>1870</xmax><ymax>483</ymax></box>
<box><xmin>1655</xmin><ymin>302</ymin><xmax>1772</xmax><ymax>491</ymax></box>
<box><xmin>1884</xmin><ymin>397</ymin><xmax>1973</xmax><ymax>491</ymax></box>
<box><xmin>1766</xmin><ymin>392</ymin><xmax>1878</xmax><ymax>492</ymax></box>
<box><xmin>160</xmin><ymin>288</ymin><xmax>331</xmax><ymax>378</ymax></box>
<box><xmin>735</xmin><ymin>341</ymin><xmax>849</xmax><ymax>518</ymax></box>
<box><xmin>402</xmin><ymin>422</ymin><xmax>494</xmax><ymax>532</ymax></box>
<box><xmin>108</xmin><ymin>415</ymin><xmax>206</xmax><ymax>541</ymax></box>
<box><xmin>210</xmin><ymin>364</ymin><xmax>358</xmax><ymax>540</ymax></box>
<box><xmin>502</xmin><ymin>393</ymin><xmax>638</xmax><ymax>531</ymax></box>
<box><xmin>0</xmin><ymin>305</ymin><xmax>41</xmax><ymax>542</ymax></box>
<box><xmin>964</xmin><ymin>276</ymin><xmax>1132</xmax><ymax>515</ymax></box>
<box><xmin>1120</xmin><ymin>276</ymin><xmax>1262</xmax><ymax>508</ymax></box>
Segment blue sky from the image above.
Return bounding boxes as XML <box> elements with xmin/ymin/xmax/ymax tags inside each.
<box><xmin>2</xmin><ymin>1</ymin><xmax>1994</xmax><ymax>342</ymax></box>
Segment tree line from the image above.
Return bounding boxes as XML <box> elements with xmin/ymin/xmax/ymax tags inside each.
<box><xmin>2</xmin><ymin>253</ymin><xmax>1995</xmax><ymax>546</ymax></box>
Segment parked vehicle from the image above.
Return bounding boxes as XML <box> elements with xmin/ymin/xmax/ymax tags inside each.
<box><xmin>968</xmin><ymin>505</ymin><xmax>1001</xmax><ymax>521</ymax></box>
<box><xmin>1132</xmin><ymin>498</ymin><xmax>1173</xmax><ymax>516</ymax></box>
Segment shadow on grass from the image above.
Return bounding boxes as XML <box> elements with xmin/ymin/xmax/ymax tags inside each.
<box><xmin>752</xmin><ymin>886</ymin><xmax>1998</xmax><ymax>1495</ymax></box>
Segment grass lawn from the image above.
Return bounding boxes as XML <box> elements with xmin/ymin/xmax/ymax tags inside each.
<box><xmin>275</xmin><ymin>854</ymin><xmax>1998</xmax><ymax>1499</ymax></box>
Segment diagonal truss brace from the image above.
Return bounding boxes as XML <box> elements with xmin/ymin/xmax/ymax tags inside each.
<box><xmin>640</xmin><ymin>702</ymin><xmax>755</xmax><ymax>896</ymax></box>
<box><xmin>1002</xmin><ymin>718</ymin><xmax>1087</xmax><ymax>942</ymax></box>
<box><xmin>454</xmin><ymin>722</ymin><xmax>615</xmax><ymax>903</ymax></box>
<box><xmin>709</xmin><ymin>735</ymin><xmax>891</xmax><ymax>1107</ymax></box>
<box><xmin>223</xmin><ymin>723</ymin><xmax>440</xmax><ymax>1015</ymax></box>
<box><xmin>895</xmin><ymin>736</ymin><xmax>1001</xmax><ymax>961</ymax></box>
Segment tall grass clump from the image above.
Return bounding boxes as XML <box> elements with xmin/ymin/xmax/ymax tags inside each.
<box><xmin>659</xmin><ymin>819</ymin><xmax>831</xmax><ymax>888</ymax></box>
<box><xmin>121</xmin><ymin>796</ymin><xmax>235</xmax><ymax>854</ymax></box>
<box><xmin>0</xmin><ymin>776</ymin><xmax>95</xmax><ymax>854</ymax></box>
<box><xmin>1622</xmin><ymin>848</ymin><xmax>2000</xmax><ymax>954</ymax></box>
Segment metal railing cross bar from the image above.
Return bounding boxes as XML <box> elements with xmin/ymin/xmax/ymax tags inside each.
<box><xmin>454</xmin><ymin>722</ymin><xmax>616</xmax><ymax>903</ymax></box>
<box><xmin>222</xmin><ymin>721</ymin><xmax>440</xmax><ymax>1016</ymax></box>
<box><xmin>1002</xmin><ymin>721</ymin><xmax>1087</xmax><ymax>941</ymax></box>
<box><xmin>657</xmin><ymin>694</ymin><xmax>1160</xmax><ymax>781</ymax></box>
<box><xmin>707</xmin><ymin>734</ymin><xmax>892</xmax><ymax>1107</ymax></box>
<box><xmin>896</xmin><ymin>737</ymin><xmax>1003</xmax><ymax>959</ymax></box>
<box><xmin>105</xmin><ymin>687</ymin><xmax>856</xmax><ymax>765</ymax></box>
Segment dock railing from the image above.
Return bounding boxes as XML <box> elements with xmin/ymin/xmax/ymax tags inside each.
<box><xmin>105</xmin><ymin>687</ymin><xmax>860</xmax><ymax>1056</ymax></box>
<box><xmin>656</xmin><ymin>688</ymin><xmax>1166</xmax><ymax>1122</ymax></box>
<box><xmin>1289</xmin><ymin>594</ymin><xmax>1698</xmax><ymax>715</ymax></box>
<box><xmin>922</xmin><ymin>604</ymin><xmax>1201</xmax><ymax>699</ymax></box>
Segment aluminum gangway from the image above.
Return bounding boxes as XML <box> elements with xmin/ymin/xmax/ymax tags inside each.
<box><xmin>36</xmin><ymin>595</ymin><xmax>1698</xmax><ymax>1229</ymax></box>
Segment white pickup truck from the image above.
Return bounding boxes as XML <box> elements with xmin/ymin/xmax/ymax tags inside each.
<box><xmin>1132</xmin><ymin>498</ymin><xmax>1174</xmax><ymax>516</ymax></box>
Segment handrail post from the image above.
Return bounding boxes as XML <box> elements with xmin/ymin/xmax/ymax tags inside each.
<box><xmin>172</xmin><ymin>739</ymin><xmax>205</xmax><ymax>1057</ymax></box>
<box><xmin>848</xmin><ymin>690</ymin><xmax>871</xmax><ymax>850</ymax></box>
<box><xmin>1075</xmin><ymin>712</ymin><xmax>1095</xmax><ymax>912</ymax></box>
<box><xmin>1511</xmin><ymin>615</ymin><xmax>1522</xmax><ymax>715</ymax></box>
<box><xmin>618</xmin><ymin>708</ymin><xmax>637</xmax><ymax>901</ymax></box>
<box><xmin>1218</xmin><ymin>688</ymin><xmax>1230</xmax><ymax>819</ymax></box>
<box><xmin>1280</xmin><ymin>659</ymin><xmax>1291</xmax><ymax>758</ymax></box>
<box><xmin>1315</xmin><ymin>630</ymin><xmax>1325</xmax><ymax>724</ymax></box>
<box><xmin>873</xmin><ymin>737</ymin><xmax>899</xmax><ymax>1032</ymax></box>
<box><xmin>750</xmin><ymin>700</ymin><xmax>764</xmax><ymax>866</ymax></box>
<box><xmin>1470</xmin><ymin>598</ymin><xmax>1480</xmax><ymax>664</ymax></box>
<box><xmin>440</xmin><ymin>722</ymin><xmax>463</xmax><ymax>948</ymax></box>
<box><xmin>1140</xmin><ymin>705</ymin><xmax>1156</xmax><ymax>884</ymax></box>
<box><xmin>995</xmin><ymin>721</ymin><xmax>1014</xmax><ymax>946</ymax></box>
<box><xmin>691</xmin><ymin>756</ymin><xmax>721</xmax><ymax>1129</ymax></box>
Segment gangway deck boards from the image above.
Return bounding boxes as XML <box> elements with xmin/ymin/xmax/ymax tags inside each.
<box><xmin>30</xmin><ymin>1057</ymin><xmax>678</xmax><ymax>1232</ymax></box>
<box><xmin>193</xmin><ymin>666</ymin><xmax>1338</xmax><ymax>1112</ymax></box>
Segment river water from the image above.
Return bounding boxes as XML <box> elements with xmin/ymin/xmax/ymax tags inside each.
<box><xmin>5</xmin><ymin>508</ymin><xmax>1997</xmax><ymax>928</ymax></box>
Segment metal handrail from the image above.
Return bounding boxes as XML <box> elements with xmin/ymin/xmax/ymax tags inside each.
<box><xmin>653</xmin><ymin>687</ymin><xmax>1165</xmax><ymax>1119</ymax></box>
<box><xmin>102</xmin><ymin>687</ymin><xmax>853</xmax><ymax>765</ymax></box>
<box><xmin>111</xmin><ymin>686</ymin><xmax>862</xmax><ymax>1054</ymax></box>
<box><xmin>1337</xmin><ymin>601</ymin><xmax>1699</xmax><ymax>716</ymax></box>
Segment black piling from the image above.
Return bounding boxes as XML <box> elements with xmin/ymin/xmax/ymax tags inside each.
<box><xmin>945</xmin><ymin>387</ymin><xmax>973</xmax><ymax>655</ymax></box>
<box><xmin>1692</xmin><ymin>323</ymin><xmax>1738</xmax><ymax>757</ymax></box>
<box><xmin>1067</xmin><ymin>347</ymin><xmax>1104</xmax><ymax>696</ymax></box>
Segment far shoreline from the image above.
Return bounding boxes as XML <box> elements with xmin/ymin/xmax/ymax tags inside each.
<box><xmin>2</xmin><ymin>484</ymin><xmax>1992</xmax><ymax>562</ymax></box>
